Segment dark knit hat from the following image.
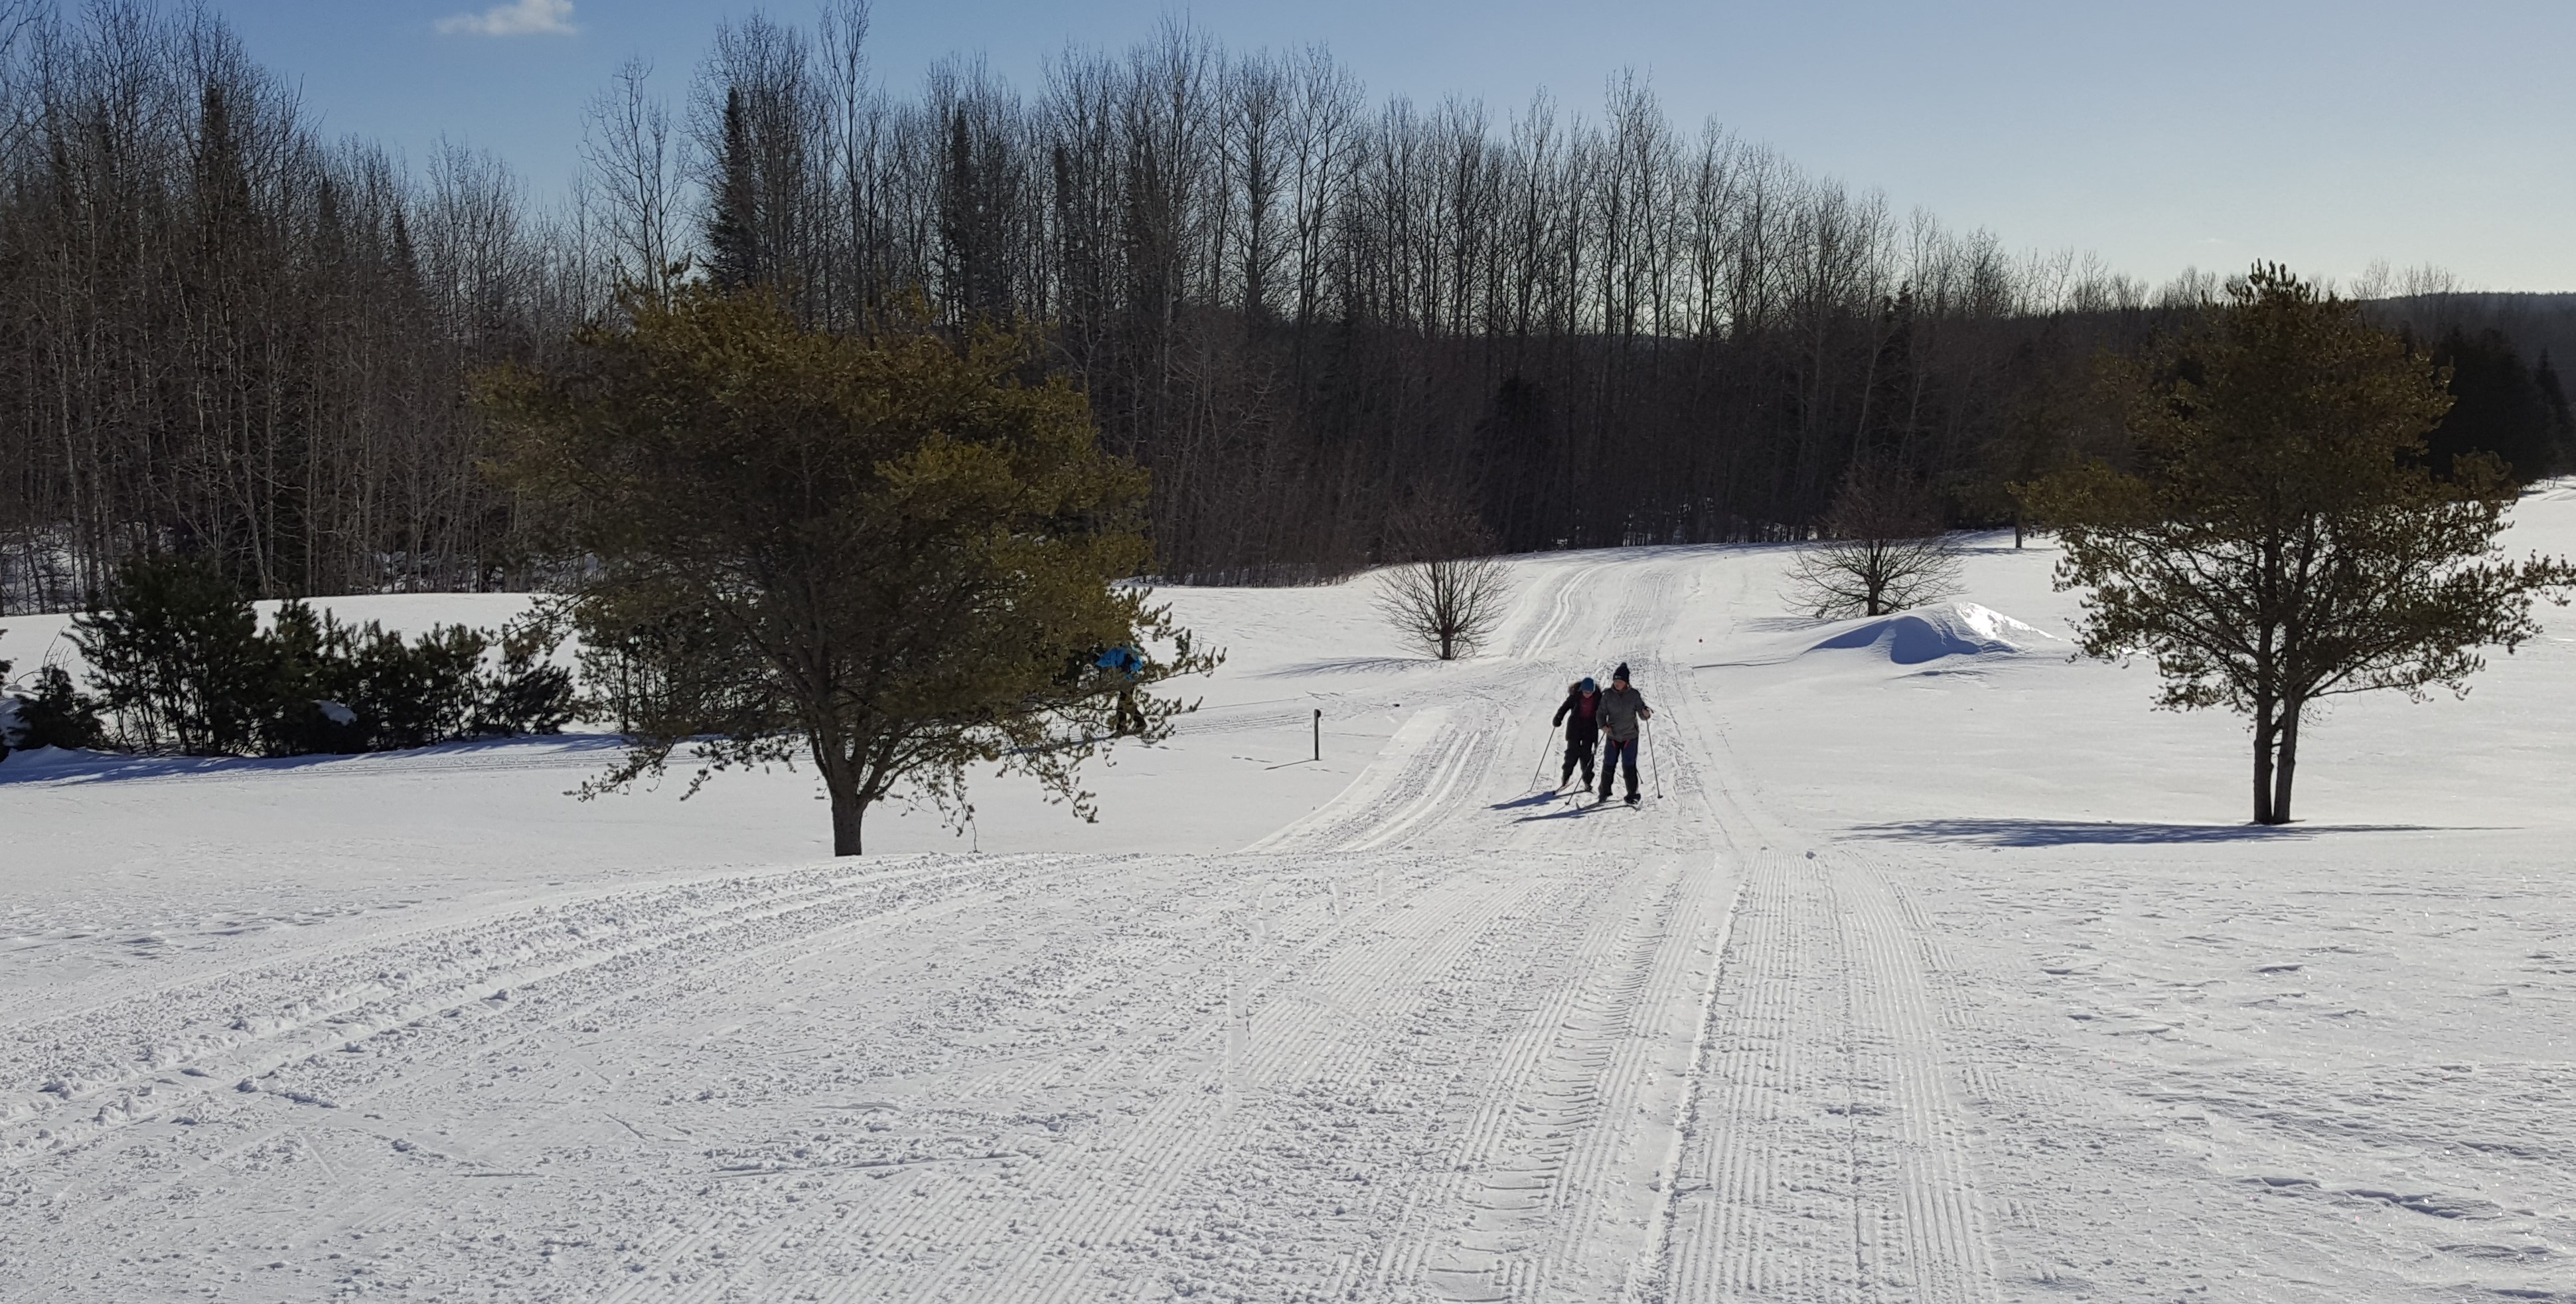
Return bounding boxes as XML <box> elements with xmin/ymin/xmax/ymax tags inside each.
<box><xmin>1613</xmin><ymin>662</ymin><xmax>1631</xmax><ymax>683</ymax></box>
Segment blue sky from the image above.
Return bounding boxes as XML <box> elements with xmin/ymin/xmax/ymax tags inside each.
<box><xmin>218</xmin><ymin>1</ymin><xmax>2575</xmax><ymax>289</ymax></box>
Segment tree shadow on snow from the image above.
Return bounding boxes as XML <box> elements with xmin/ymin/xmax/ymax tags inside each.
<box><xmin>1734</xmin><ymin>615</ymin><xmax>1824</xmax><ymax>634</ymax></box>
<box><xmin>1258</xmin><ymin>657</ymin><xmax>1425</xmax><ymax>677</ymax></box>
<box><xmin>0</xmin><ymin>734</ymin><xmax>631</xmax><ymax>786</ymax></box>
<box><xmin>1846</xmin><ymin>817</ymin><xmax>2454</xmax><ymax>847</ymax></box>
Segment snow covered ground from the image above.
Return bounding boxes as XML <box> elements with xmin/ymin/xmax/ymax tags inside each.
<box><xmin>5</xmin><ymin>488</ymin><xmax>2575</xmax><ymax>1302</ymax></box>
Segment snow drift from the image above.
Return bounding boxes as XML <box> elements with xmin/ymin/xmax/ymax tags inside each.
<box><xmin>1805</xmin><ymin>602</ymin><xmax>2062</xmax><ymax>665</ymax></box>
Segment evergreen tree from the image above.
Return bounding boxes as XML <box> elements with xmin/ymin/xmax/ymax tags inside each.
<box><xmin>480</xmin><ymin>289</ymin><xmax>1217</xmax><ymax>855</ymax></box>
<box><xmin>74</xmin><ymin>556</ymin><xmax>274</xmax><ymax>755</ymax></box>
<box><xmin>2426</xmin><ymin>327</ymin><xmax>2571</xmax><ymax>481</ymax></box>
<box><xmin>939</xmin><ymin>108</ymin><xmax>1017</xmax><ymax>320</ymax></box>
<box><xmin>704</xmin><ymin>88</ymin><xmax>761</xmax><ymax>290</ymax></box>
<box><xmin>2021</xmin><ymin>267</ymin><xmax>2576</xmax><ymax>825</ymax></box>
<box><xmin>3</xmin><ymin>665</ymin><xmax>106</xmax><ymax>754</ymax></box>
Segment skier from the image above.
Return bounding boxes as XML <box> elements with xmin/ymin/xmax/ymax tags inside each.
<box><xmin>1550</xmin><ymin>677</ymin><xmax>1602</xmax><ymax>791</ymax></box>
<box><xmin>1095</xmin><ymin>645</ymin><xmax>1148</xmax><ymax>736</ymax></box>
<box><xmin>1594</xmin><ymin>663</ymin><xmax>1653</xmax><ymax>806</ymax></box>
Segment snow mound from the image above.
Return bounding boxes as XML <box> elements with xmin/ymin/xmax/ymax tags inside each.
<box><xmin>1805</xmin><ymin>603</ymin><xmax>2062</xmax><ymax>665</ymax></box>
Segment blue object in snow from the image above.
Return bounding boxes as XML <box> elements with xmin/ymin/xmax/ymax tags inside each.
<box><xmin>1096</xmin><ymin>646</ymin><xmax>1146</xmax><ymax>677</ymax></box>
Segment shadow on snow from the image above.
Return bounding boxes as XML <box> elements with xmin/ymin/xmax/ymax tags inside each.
<box><xmin>1257</xmin><ymin>657</ymin><xmax>1425</xmax><ymax>678</ymax></box>
<box><xmin>1844</xmin><ymin>817</ymin><xmax>2456</xmax><ymax>847</ymax></box>
<box><xmin>0</xmin><ymin>734</ymin><xmax>631</xmax><ymax>786</ymax></box>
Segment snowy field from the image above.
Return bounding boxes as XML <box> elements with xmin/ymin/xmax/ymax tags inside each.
<box><xmin>6</xmin><ymin>488</ymin><xmax>2576</xmax><ymax>1303</ymax></box>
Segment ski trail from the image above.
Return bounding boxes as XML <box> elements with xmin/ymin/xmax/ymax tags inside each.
<box><xmin>1643</xmin><ymin>560</ymin><xmax>2002</xmax><ymax>1304</ymax></box>
<box><xmin>3</xmin><ymin>546</ymin><xmax>2007</xmax><ymax>1301</ymax></box>
<box><xmin>1345</xmin><ymin>715</ymin><xmax>1500</xmax><ymax>853</ymax></box>
<box><xmin>1370</xmin><ymin>862</ymin><xmax>1655</xmax><ymax>1299</ymax></box>
<box><xmin>818</xmin><ymin>852</ymin><xmax>1575</xmax><ymax>1303</ymax></box>
<box><xmin>1840</xmin><ymin>862</ymin><xmax>2003</xmax><ymax>1304</ymax></box>
<box><xmin>1348</xmin><ymin>552</ymin><xmax>1746</xmax><ymax>1302</ymax></box>
<box><xmin>1505</xmin><ymin>559</ymin><xmax>1616</xmax><ymax>661</ymax></box>
<box><xmin>12</xmin><ymin>855</ymin><xmax>1116</xmax><ymax>1295</ymax></box>
<box><xmin>1659</xmin><ymin>851</ymin><xmax>1860</xmax><ymax>1302</ymax></box>
<box><xmin>1</xmin><ymin>856</ymin><xmax>997</xmax><ymax>1163</ymax></box>
<box><xmin>1241</xmin><ymin>706</ymin><xmax>1458</xmax><ymax>855</ymax></box>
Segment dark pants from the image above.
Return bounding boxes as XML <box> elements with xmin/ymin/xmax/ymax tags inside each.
<box><xmin>1560</xmin><ymin>735</ymin><xmax>1596</xmax><ymax>786</ymax></box>
<box><xmin>1600</xmin><ymin>736</ymin><xmax>1641</xmax><ymax>801</ymax></box>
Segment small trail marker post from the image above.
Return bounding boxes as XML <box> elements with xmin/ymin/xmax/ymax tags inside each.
<box><xmin>1313</xmin><ymin>708</ymin><xmax>1322</xmax><ymax>762</ymax></box>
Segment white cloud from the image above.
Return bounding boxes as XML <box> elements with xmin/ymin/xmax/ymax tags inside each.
<box><xmin>436</xmin><ymin>0</ymin><xmax>577</xmax><ymax>37</ymax></box>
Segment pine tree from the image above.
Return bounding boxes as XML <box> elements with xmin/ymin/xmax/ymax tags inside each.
<box><xmin>74</xmin><ymin>556</ymin><xmax>274</xmax><ymax>755</ymax></box>
<box><xmin>2020</xmin><ymin>266</ymin><xmax>2576</xmax><ymax>825</ymax></box>
<box><xmin>704</xmin><ymin>88</ymin><xmax>761</xmax><ymax>290</ymax></box>
<box><xmin>479</xmin><ymin>289</ymin><xmax>1217</xmax><ymax>855</ymax></box>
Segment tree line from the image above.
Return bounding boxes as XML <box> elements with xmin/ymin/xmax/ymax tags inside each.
<box><xmin>642</xmin><ymin>3</ymin><xmax>2180</xmax><ymax>578</ymax></box>
<box><xmin>1</xmin><ymin>0</ymin><xmax>2569</xmax><ymax>616</ymax></box>
<box><xmin>0</xmin><ymin>0</ymin><xmax>585</xmax><ymax>613</ymax></box>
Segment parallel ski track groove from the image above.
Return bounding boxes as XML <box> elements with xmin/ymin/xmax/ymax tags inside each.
<box><xmin>612</xmin><ymin>856</ymin><xmax>1409</xmax><ymax>1302</ymax></box>
<box><xmin>1371</xmin><ymin>862</ymin><xmax>1645</xmax><ymax>1299</ymax></box>
<box><xmin>1851</xmin><ymin>855</ymin><xmax>2004</xmax><ymax>1304</ymax></box>
<box><xmin>9</xmin><ymin>853</ymin><xmax>1123</xmax><ymax>1291</ymax></box>
<box><xmin>962</xmin><ymin>858</ymin><xmax>1564</xmax><ymax>1304</ymax></box>
<box><xmin>1</xmin><ymin>857</ymin><xmax>994</xmax><ymax>1159</ymax></box>
<box><xmin>1643</xmin><ymin>557</ymin><xmax>2003</xmax><ymax>1303</ymax></box>
<box><xmin>38</xmin><ymin>855</ymin><xmax>1075</xmax><ymax>1154</ymax></box>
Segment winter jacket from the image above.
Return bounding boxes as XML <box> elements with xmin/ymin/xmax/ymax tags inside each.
<box><xmin>1595</xmin><ymin>684</ymin><xmax>1651</xmax><ymax>742</ymax></box>
<box><xmin>1553</xmin><ymin>689</ymin><xmax>1602</xmax><ymax>742</ymax></box>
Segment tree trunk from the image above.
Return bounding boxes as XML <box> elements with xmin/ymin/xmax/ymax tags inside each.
<box><xmin>829</xmin><ymin>779</ymin><xmax>866</xmax><ymax>855</ymax></box>
<box><xmin>2251</xmin><ymin>696</ymin><xmax>2279</xmax><ymax>825</ymax></box>
<box><xmin>2271</xmin><ymin>697</ymin><xmax>2301</xmax><ymax>825</ymax></box>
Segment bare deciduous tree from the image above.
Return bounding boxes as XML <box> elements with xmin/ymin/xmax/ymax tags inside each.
<box><xmin>1373</xmin><ymin>496</ymin><xmax>1512</xmax><ymax>659</ymax></box>
<box><xmin>1376</xmin><ymin>556</ymin><xmax>1513</xmax><ymax>660</ymax></box>
<box><xmin>1787</xmin><ymin>459</ymin><xmax>1963</xmax><ymax>619</ymax></box>
<box><xmin>581</xmin><ymin>56</ymin><xmax>686</xmax><ymax>296</ymax></box>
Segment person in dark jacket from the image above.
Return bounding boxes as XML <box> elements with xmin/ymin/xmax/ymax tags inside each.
<box><xmin>1594</xmin><ymin>663</ymin><xmax>1652</xmax><ymax>805</ymax></box>
<box><xmin>1551</xmin><ymin>677</ymin><xmax>1602</xmax><ymax>790</ymax></box>
<box><xmin>1095</xmin><ymin>646</ymin><xmax>1148</xmax><ymax>736</ymax></box>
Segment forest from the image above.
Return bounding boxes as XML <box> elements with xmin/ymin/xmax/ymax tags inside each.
<box><xmin>1</xmin><ymin>0</ymin><xmax>2569</xmax><ymax>614</ymax></box>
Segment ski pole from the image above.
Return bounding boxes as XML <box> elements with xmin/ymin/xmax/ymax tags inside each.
<box><xmin>1648</xmin><ymin>716</ymin><xmax>1663</xmax><ymax>799</ymax></box>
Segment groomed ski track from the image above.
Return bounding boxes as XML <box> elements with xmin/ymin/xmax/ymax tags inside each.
<box><xmin>1</xmin><ymin>551</ymin><xmax>2005</xmax><ymax>1302</ymax></box>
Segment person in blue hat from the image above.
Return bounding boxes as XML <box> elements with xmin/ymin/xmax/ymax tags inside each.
<box><xmin>1550</xmin><ymin>676</ymin><xmax>1602</xmax><ymax>791</ymax></box>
